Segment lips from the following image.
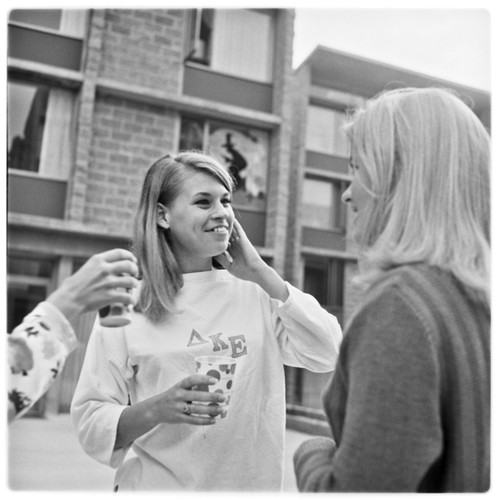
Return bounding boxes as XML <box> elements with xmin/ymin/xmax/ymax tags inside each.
<box><xmin>206</xmin><ymin>225</ymin><xmax>229</xmax><ymax>233</ymax></box>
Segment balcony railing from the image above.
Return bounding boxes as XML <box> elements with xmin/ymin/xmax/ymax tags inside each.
<box><xmin>8</xmin><ymin>171</ymin><xmax>67</xmax><ymax>219</ymax></box>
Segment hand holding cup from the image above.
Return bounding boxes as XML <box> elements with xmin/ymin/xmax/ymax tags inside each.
<box><xmin>194</xmin><ymin>356</ymin><xmax>237</xmax><ymax>419</ymax></box>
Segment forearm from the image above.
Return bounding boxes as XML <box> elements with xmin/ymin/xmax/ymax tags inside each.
<box><xmin>273</xmin><ymin>284</ymin><xmax>342</xmax><ymax>371</ymax></box>
<box><xmin>250</xmin><ymin>262</ymin><xmax>289</xmax><ymax>301</ymax></box>
<box><xmin>46</xmin><ymin>285</ymin><xmax>84</xmax><ymax>325</ymax></box>
<box><xmin>115</xmin><ymin>397</ymin><xmax>160</xmax><ymax>449</ymax></box>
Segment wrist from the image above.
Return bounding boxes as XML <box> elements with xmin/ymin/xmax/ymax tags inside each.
<box><xmin>45</xmin><ymin>286</ymin><xmax>84</xmax><ymax>323</ymax></box>
<box><xmin>142</xmin><ymin>396</ymin><xmax>161</xmax><ymax>428</ymax></box>
<box><xmin>252</xmin><ymin>263</ymin><xmax>289</xmax><ymax>302</ymax></box>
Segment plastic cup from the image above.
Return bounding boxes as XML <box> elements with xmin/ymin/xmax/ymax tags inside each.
<box><xmin>194</xmin><ymin>355</ymin><xmax>237</xmax><ymax>419</ymax></box>
<box><xmin>98</xmin><ymin>298</ymin><xmax>131</xmax><ymax>327</ymax></box>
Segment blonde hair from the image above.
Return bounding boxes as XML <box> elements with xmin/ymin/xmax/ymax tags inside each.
<box><xmin>346</xmin><ymin>87</ymin><xmax>490</xmax><ymax>305</ymax></box>
<box><xmin>133</xmin><ymin>151</ymin><xmax>234</xmax><ymax>322</ymax></box>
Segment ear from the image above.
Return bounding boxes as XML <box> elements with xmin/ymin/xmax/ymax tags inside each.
<box><xmin>157</xmin><ymin>203</ymin><xmax>170</xmax><ymax>230</ymax></box>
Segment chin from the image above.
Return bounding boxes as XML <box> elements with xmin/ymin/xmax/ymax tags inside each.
<box><xmin>217</xmin><ymin>240</ymin><xmax>230</xmax><ymax>251</ymax></box>
<box><xmin>207</xmin><ymin>243</ymin><xmax>228</xmax><ymax>257</ymax></box>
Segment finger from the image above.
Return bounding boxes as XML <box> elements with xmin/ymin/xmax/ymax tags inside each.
<box><xmin>100</xmin><ymin>249</ymin><xmax>137</xmax><ymax>264</ymax></box>
<box><xmin>108</xmin><ymin>260</ymin><xmax>140</xmax><ymax>278</ymax></box>
<box><xmin>112</xmin><ymin>275</ymin><xmax>139</xmax><ymax>289</ymax></box>
<box><xmin>108</xmin><ymin>289</ymin><xmax>137</xmax><ymax>306</ymax></box>
<box><xmin>180</xmin><ymin>374</ymin><xmax>219</xmax><ymax>389</ymax></box>
<box><xmin>181</xmin><ymin>414</ymin><xmax>217</xmax><ymax>426</ymax></box>
<box><xmin>188</xmin><ymin>403</ymin><xmax>226</xmax><ymax>418</ymax></box>
<box><xmin>232</xmin><ymin>219</ymin><xmax>246</xmax><ymax>238</ymax></box>
<box><xmin>187</xmin><ymin>390</ymin><xmax>226</xmax><ymax>404</ymax></box>
<box><xmin>99</xmin><ymin>275</ymin><xmax>138</xmax><ymax>293</ymax></box>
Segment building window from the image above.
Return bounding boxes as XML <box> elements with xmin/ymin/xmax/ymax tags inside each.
<box><xmin>306</xmin><ymin>105</ymin><xmax>349</xmax><ymax>157</ymax></box>
<box><xmin>180</xmin><ymin>116</ymin><xmax>269</xmax><ymax>209</ymax></box>
<box><xmin>8</xmin><ymin>81</ymin><xmax>75</xmax><ymax>179</ymax></box>
<box><xmin>8</xmin><ymin>9</ymin><xmax>87</xmax><ymax>38</ymax></box>
<box><xmin>303</xmin><ymin>258</ymin><xmax>344</xmax><ymax>322</ymax></box>
<box><xmin>188</xmin><ymin>9</ymin><xmax>274</xmax><ymax>83</ymax></box>
<box><xmin>303</xmin><ymin>176</ymin><xmax>348</xmax><ymax>231</ymax></box>
<box><xmin>7</xmin><ymin>255</ymin><xmax>54</xmax><ymax>332</ymax></box>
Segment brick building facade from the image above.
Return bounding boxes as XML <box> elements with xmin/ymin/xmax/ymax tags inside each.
<box><xmin>7</xmin><ymin>8</ymin><xmax>295</xmax><ymax>414</ymax></box>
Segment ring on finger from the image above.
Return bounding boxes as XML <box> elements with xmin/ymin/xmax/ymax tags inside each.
<box><xmin>183</xmin><ymin>403</ymin><xmax>192</xmax><ymax>416</ymax></box>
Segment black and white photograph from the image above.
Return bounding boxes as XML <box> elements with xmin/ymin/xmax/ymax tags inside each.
<box><xmin>4</xmin><ymin>0</ymin><xmax>492</xmax><ymax>496</ymax></box>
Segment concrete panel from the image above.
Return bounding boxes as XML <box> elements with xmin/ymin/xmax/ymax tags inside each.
<box><xmin>8</xmin><ymin>25</ymin><xmax>82</xmax><ymax>71</ymax></box>
<box><xmin>8</xmin><ymin>174</ymin><xmax>67</xmax><ymax>219</ymax></box>
<box><xmin>183</xmin><ymin>65</ymin><xmax>273</xmax><ymax>113</ymax></box>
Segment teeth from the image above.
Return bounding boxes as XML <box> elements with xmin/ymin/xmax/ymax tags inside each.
<box><xmin>212</xmin><ymin>227</ymin><xmax>227</xmax><ymax>233</ymax></box>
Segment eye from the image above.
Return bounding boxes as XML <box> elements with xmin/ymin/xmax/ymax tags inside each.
<box><xmin>195</xmin><ymin>199</ymin><xmax>210</xmax><ymax>207</ymax></box>
<box><xmin>222</xmin><ymin>197</ymin><xmax>232</xmax><ymax>206</ymax></box>
<box><xmin>348</xmin><ymin>159</ymin><xmax>359</xmax><ymax>175</ymax></box>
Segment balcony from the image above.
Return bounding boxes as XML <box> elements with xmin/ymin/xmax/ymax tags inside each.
<box><xmin>8</xmin><ymin>171</ymin><xmax>67</xmax><ymax>219</ymax></box>
<box><xmin>183</xmin><ymin>64</ymin><xmax>273</xmax><ymax>113</ymax></box>
<box><xmin>8</xmin><ymin>24</ymin><xmax>83</xmax><ymax>71</ymax></box>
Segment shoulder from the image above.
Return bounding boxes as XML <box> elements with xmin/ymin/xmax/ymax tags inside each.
<box><xmin>360</xmin><ymin>264</ymin><xmax>462</xmax><ymax>317</ymax></box>
<box><xmin>345</xmin><ymin>263</ymin><xmax>484</xmax><ymax>354</ymax></box>
<box><xmin>345</xmin><ymin>265</ymin><xmax>449</xmax><ymax>348</ymax></box>
<box><xmin>216</xmin><ymin>269</ymin><xmax>266</xmax><ymax>295</ymax></box>
<box><xmin>369</xmin><ymin>263</ymin><xmax>450</xmax><ymax>293</ymax></box>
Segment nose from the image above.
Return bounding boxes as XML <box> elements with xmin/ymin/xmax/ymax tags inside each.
<box><xmin>341</xmin><ymin>185</ymin><xmax>352</xmax><ymax>205</ymax></box>
<box><xmin>211</xmin><ymin>200</ymin><xmax>231</xmax><ymax>219</ymax></box>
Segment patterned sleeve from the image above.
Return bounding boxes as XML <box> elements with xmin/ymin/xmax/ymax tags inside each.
<box><xmin>8</xmin><ymin>301</ymin><xmax>78</xmax><ymax>421</ymax></box>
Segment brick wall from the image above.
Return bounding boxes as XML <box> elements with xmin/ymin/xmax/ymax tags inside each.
<box><xmin>84</xmin><ymin>96</ymin><xmax>177</xmax><ymax>231</ymax></box>
<box><xmin>74</xmin><ymin>9</ymin><xmax>189</xmax><ymax>232</ymax></box>
<box><xmin>285</xmin><ymin>64</ymin><xmax>311</xmax><ymax>286</ymax></box>
<box><xmin>99</xmin><ymin>9</ymin><xmax>186</xmax><ymax>93</ymax></box>
<box><xmin>264</xmin><ymin>9</ymin><xmax>295</xmax><ymax>276</ymax></box>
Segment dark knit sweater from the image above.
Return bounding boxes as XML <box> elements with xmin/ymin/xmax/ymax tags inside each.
<box><xmin>294</xmin><ymin>264</ymin><xmax>490</xmax><ymax>492</ymax></box>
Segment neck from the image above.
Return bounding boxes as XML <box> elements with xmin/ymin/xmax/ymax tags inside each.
<box><xmin>177</xmin><ymin>256</ymin><xmax>213</xmax><ymax>274</ymax></box>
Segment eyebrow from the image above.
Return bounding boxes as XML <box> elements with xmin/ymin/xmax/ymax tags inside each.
<box><xmin>192</xmin><ymin>190</ymin><xmax>230</xmax><ymax>198</ymax></box>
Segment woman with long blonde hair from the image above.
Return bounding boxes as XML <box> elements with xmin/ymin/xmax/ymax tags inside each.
<box><xmin>294</xmin><ymin>87</ymin><xmax>490</xmax><ymax>492</ymax></box>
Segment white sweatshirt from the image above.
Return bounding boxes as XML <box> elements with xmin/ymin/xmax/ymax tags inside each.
<box><xmin>71</xmin><ymin>269</ymin><xmax>342</xmax><ymax>491</ymax></box>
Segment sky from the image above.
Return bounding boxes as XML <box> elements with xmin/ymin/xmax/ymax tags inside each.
<box><xmin>292</xmin><ymin>6</ymin><xmax>491</xmax><ymax>91</ymax></box>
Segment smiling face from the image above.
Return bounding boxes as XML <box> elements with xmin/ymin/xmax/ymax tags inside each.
<box><xmin>157</xmin><ymin>171</ymin><xmax>234</xmax><ymax>273</ymax></box>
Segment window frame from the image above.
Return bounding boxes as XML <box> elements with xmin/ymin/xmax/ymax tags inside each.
<box><xmin>7</xmin><ymin>78</ymin><xmax>78</xmax><ymax>181</ymax></box>
<box><xmin>303</xmin><ymin>256</ymin><xmax>345</xmax><ymax>314</ymax></box>
<box><xmin>305</xmin><ymin>104</ymin><xmax>350</xmax><ymax>158</ymax></box>
<box><xmin>302</xmin><ymin>174</ymin><xmax>349</xmax><ymax>232</ymax></box>
<box><xmin>186</xmin><ymin>8</ymin><xmax>275</xmax><ymax>83</ymax></box>
<box><xmin>179</xmin><ymin>114</ymin><xmax>270</xmax><ymax>211</ymax></box>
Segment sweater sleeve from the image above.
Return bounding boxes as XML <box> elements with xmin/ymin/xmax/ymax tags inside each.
<box><xmin>70</xmin><ymin>322</ymin><xmax>133</xmax><ymax>468</ymax></box>
<box><xmin>269</xmin><ymin>283</ymin><xmax>342</xmax><ymax>372</ymax></box>
<box><xmin>294</xmin><ymin>286</ymin><xmax>443</xmax><ymax>491</ymax></box>
<box><xmin>293</xmin><ymin>436</ymin><xmax>337</xmax><ymax>491</ymax></box>
<box><xmin>8</xmin><ymin>301</ymin><xmax>78</xmax><ymax>421</ymax></box>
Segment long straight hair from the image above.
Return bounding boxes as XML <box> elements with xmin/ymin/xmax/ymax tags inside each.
<box><xmin>346</xmin><ymin>87</ymin><xmax>490</xmax><ymax>305</ymax></box>
<box><xmin>133</xmin><ymin>151</ymin><xmax>234</xmax><ymax>323</ymax></box>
